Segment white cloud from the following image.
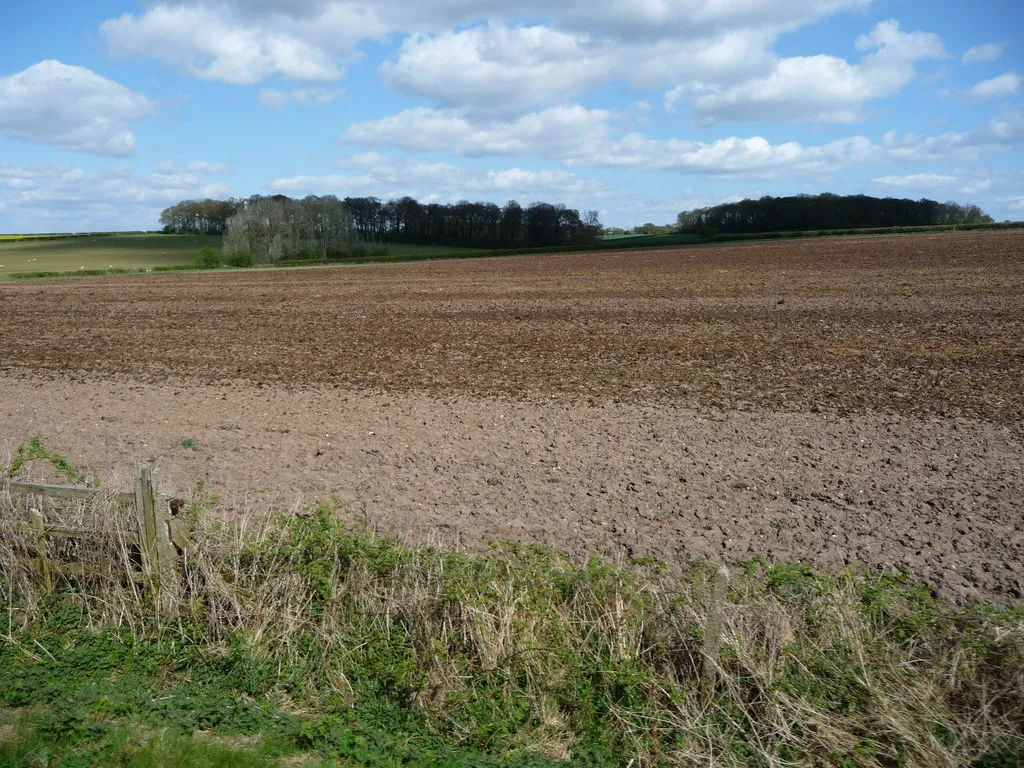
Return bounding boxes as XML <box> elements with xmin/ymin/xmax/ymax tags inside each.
<box><xmin>380</xmin><ymin>25</ymin><xmax>614</xmax><ymax>114</ymax></box>
<box><xmin>968</xmin><ymin>72</ymin><xmax>1022</xmax><ymax>101</ymax></box>
<box><xmin>963</xmin><ymin>42</ymin><xmax>1007</xmax><ymax>64</ymax></box>
<box><xmin>270</xmin><ymin>153</ymin><xmax>608</xmax><ymax>202</ymax></box>
<box><xmin>684</xmin><ymin>20</ymin><xmax>944</xmax><ymax>124</ymax></box>
<box><xmin>0</xmin><ymin>60</ymin><xmax>151</xmax><ymax>156</ymax></box>
<box><xmin>99</xmin><ymin>0</ymin><xmax>866</xmax><ymax>104</ymax></box>
<box><xmin>960</xmin><ymin>179</ymin><xmax>991</xmax><ymax>195</ymax></box>
<box><xmin>663</xmin><ymin>85</ymin><xmax>687</xmax><ymax>114</ymax></box>
<box><xmin>186</xmin><ymin>161</ymin><xmax>232</xmax><ymax>174</ymax></box>
<box><xmin>343</xmin><ymin>101</ymin><xmax>1024</xmax><ymax>180</ymax></box>
<box><xmin>986</xmin><ymin>110</ymin><xmax>1024</xmax><ymax>142</ymax></box>
<box><xmin>1003</xmin><ymin>195</ymin><xmax>1024</xmax><ymax>211</ymax></box>
<box><xmin>101</xmin><ymin>4</ymin><xmax>374</xmax><ymax>84</ymax></box>
<box><xmin>872</xmin><ymin>173</ymin><xmax>957</xmax><ymax>188</ymax></box>
<box><xmin>342</xmin><ymin>104</ymin><xmax>615</xmax><ymax>159</ymax></box>
<box><xmin>0</xmin><ymin>163</ymin><xmax>230</xmax><ymax>230</ymax></box>
<box><xmin>258</xmin><ymin>86</ymin><xmax>346</xmax><ymax>107</ymax></box>
<box><xmin>578</xmin><ymin>133</ymin><xmax>883</xmax><ymax>177</ymax></box>
<box><xmin>380</xmin><ymin>23</ymin><xmax>775</xmax><ymax>113</ymax></box>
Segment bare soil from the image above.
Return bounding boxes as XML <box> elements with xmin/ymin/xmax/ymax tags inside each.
<box><xmin>1</xmin><ymin>231</ymin><xmax>1022</xmax><ymax>602</ymax></box>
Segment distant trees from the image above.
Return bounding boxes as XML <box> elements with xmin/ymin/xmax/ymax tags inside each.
<box><xmin>676</xmin><ymin>194</ymin><xmax>994</xmax><ymax>235</ymax></box>
<box><xmin>341</xmin><ymin>196</ymin><xmax>600</xmax><ymax>248</ymax></box>
<box><xmin>163</xmin><ymin>194</ymin><xmax>601</xmax><ymax>252</ymax></box>
<box><xmin>222</xmin><ymin>195</ymin><xmax>357</xmax><ymax>264</ymax></box>
<box><xmin>159</xmin><ymin>199</ymin><xmax>244</xmax><ymax>235</ymax></box>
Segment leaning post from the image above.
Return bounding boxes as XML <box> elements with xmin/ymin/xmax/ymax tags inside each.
<box><xmin>150</xmin><ymin>466</ymin><xmax>180</xmax><ymax>615</ymax></box>
<box><xmin>134</xmin><ymin>464</ymin><xmax>158</xmax><ymax>578</ymax></box>
<box><xmin>701</xmin><ymin>565</ymin><xmax>730</xmax><ymax>694</ymax></box>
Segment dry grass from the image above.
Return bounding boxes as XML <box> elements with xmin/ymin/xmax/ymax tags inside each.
<box><xmin>1</xmin><ymin>479</ymin><xmax>1022</xmax><ymax>767</ymax></box>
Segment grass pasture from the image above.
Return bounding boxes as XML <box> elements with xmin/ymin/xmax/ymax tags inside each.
<box><xmin>0</xmin><ymin>234</ymin><xmax>213</xmax><ymax>280</ymax></box>
<box><xmin>379</xmin><ymin>242</ymin><xmax>488</xmax><ymax>259</ymax></box>
<box><xmin>0</xmin><ymin>235</ymin><xmax>489</xmax><ymax>280</ymax></box>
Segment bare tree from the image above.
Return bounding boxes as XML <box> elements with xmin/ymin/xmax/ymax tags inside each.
<box><xmin>223</xmin><ymin>196</ymin><xmax>357</xmax><ymax>264</ymax></box>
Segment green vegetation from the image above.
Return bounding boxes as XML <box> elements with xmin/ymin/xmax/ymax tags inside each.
<box><xmin>0</xmin><ymin>233</ymin><xmax>210</xmax><ymax>281</ymax></box>
<box><xmin>5</xmin><ymin>436</ymin><xmax>95</xmax><ymax>486</ymax></box>
<box><xmin>677</xmin><ymin>193</ymin><xmax>994</xmax><ymax>234</ymax></box>
<box><xmin>0</xmin><ymin>233</ymin><xmax>490</xmax><ymax>281</ymax></box>
<box><xmin>193</xmin><ymin>248</ymin><xmax>224</xmax><ymax>269</ymax></box>
<box><xmin>225</xmin><ymin>251</ymin><xmax>254</xmax><ymax>268</ymax></box>
<box><xmin>1</xmin><ymin>481</ymin><xmax>1021</xmax><ymax>767</ymax></box>
<box><xmin>178</xmin><ymin>438</ymin><xmax>200</xmax><ymax>451</ymax></box>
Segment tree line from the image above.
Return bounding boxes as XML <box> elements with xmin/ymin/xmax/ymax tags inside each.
<box><xmin>161</xmin><ymin>195</ymin><xmax>602</xmax><ymax>250</ymax></box>
<box><xmin>342</xmin><ymin>197</ymin><xmax>601</xmax><ymax>248</ymax></box>
<box><xmin>676</xmin><ymin>194</ymin><xmax>992</xmax><ymax>235</ymax></box>
<box><xmin>222</xmin><ymin>195</ymin><xmax>356</xmax><ymax>264</ymax></box>
<box><xmin>159</xmin><ymin>198</ymin><xmax>245</xmax><ymax>235</ymax></box>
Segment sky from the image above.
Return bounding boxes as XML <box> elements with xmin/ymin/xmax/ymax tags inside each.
<box><xmin>0</xmin><ymin>0</ymin><xmax>1022</xmax><ymax>233</ymax></box>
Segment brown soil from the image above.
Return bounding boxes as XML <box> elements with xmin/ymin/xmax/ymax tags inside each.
<box><xmin>1</xmin><ymin>231</ymin><xmax>1022</xmax><ymax>602</ymax></box>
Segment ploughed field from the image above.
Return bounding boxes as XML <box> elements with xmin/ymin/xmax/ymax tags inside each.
<box><xmin>1</xmin><ymin>231</ymin><xmax>1022</xmax><ymax>601</ymax></box>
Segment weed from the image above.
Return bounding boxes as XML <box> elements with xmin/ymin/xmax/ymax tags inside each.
<box><xmin>225</xmin><ymin>251</ymin><xmax>254</xmax><ymax>268</ymax></box>
<box><xmin>193</xmin><ymin>248</ymin><xmax>223</xmax><ymax>269</ymax></box>
<box><xmin>0</xmin><ymin>488</ymin><xmax>1021</xmax><ymax>767</ymax></box>
<box><xmin>178</xmin><ymin>438</ymin><xmax>200</xmax><ymax>451</ymax></box>
<box><xmin>5</xmin><ymin>436</ymin><xmax>94</xmax><ymax>486</ymax></box>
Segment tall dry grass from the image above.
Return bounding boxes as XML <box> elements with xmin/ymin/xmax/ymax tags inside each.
<box><xmin>1</xmin><ymin>480</ymin><xmax>1022</xmax><ymax>767</ymax></box>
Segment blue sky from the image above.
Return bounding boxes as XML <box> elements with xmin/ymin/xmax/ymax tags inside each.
<box><xmin>1</xmin><ymin>0</ymin><xmax>1022</xmax><ymax>232</ymax></box>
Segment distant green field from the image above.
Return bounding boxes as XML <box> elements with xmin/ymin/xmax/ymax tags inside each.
<box><xmin>598</xmin><ymin>232</ymin><xmax>702</xmax><ymax>247</ymax></box>
<box><xmin>599</xmin><ymin>233</ymin><xmax>661</xmax><ymax>241</ymax></box>
<box><xmin>374</xmin><ymin>242</ymin><xmax>487</xmax><ymax>258</ymax></box>
<box><xmin>0</xmin><ymin>234</ymin><xmax>213</xmax><ymax>280</ymax></box>
<box><xmin>0</xmin><ymin>235</ymin><xmax>490</xmax><ymax>281</ymax></box>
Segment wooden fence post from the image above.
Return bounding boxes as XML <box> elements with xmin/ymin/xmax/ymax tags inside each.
<box><xmin>701</xmin><ymin>565</ymin><xmax>730</xmax><ymax>694</ymax></box>
<box><xmin>151</xmin><ymin>468</ymin><xmax>180</xmax><ymax>615</ymax></box>
<box><xmin>29</xmin><ymin>509</ymin><xmax>52</xmax><ymax>593</ymax></box>
<box><xmin>134</xmin><ymin>463</ymin><xmax>178</xmax><ymax>614</ymax></box>
<box><xmin>134</xmin><ymin>464</ymin><xmax>158</xmax><ymax>574</ymax></box>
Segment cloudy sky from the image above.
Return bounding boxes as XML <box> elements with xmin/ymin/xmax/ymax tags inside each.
<box><xmin>1</xmin><ymin>0</ymin><xmax>1022</xmax><ymax>232</ymax></box>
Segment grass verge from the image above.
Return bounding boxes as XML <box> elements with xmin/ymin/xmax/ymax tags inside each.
<box><xmin>1</xmin><ymin>484</ymin><xmax>1022</xmax><ymax>767</ymax></box>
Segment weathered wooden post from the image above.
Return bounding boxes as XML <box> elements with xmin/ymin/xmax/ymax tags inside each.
<box><xmin>134</xmin><ymin>464</ymin><xmax>158</xmax><ymax>574</ymax></box>
<box><xmin>29</xmin><ymin>509</ymin><xmax>52</xmax><ymax>593</ymax></box>
<box><xmin>134</xmin><ymin>463</ymin><xmax>178</xmax><ymax>615</ymax></box>
<box><xmin>701</xmin><ymin>565</ymin><xmax>730</xmax><ymax>694</ymax></box>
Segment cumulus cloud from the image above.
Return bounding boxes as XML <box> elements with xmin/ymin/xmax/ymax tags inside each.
<box><xmin>683</xmin><ymin>20</ymin><xmax>944</xmax><ymax>124</ymax></box>
<box><xmin>186</xmin><ymin>161</ymin><xmax>232</xmax><ymax>174</ymax></box>
<box><xmin>871</xmin><ymin>172</ymin><xmax>1003</xmax><ymax>197</ymax></box>
<box><xmin>380</xmin><ymin>26</ymin><xmax>613</xmax><ymax>114</ymax></box>
<box><xmin>968</xmin><ymin>72</ymin><xmax>1022</xmax><ymax>101</ymax></box>
<box><xmin>0</xmin><ymin>60</ymin><xmax>152</xmax><ymax>156</ymax></box>
<box><xmin>101</xmin><ymin>4</ymin><xmax>376</xmax><ymax>84</ymax></box>
<box><xmin>342</xmin><ymin>101</ymin><xmax>1024</xmax><ymax>179</ymax></box>
<box><xmin>380</xmin><ymin>24</ymin><xmax>775</xmax><ymax>113</ymax></box>
<box><xmin>341</xmin><ymin>104</ymin><xmax>616</xmax><ymax>159</ymax></box>
<box><xmin>963</xmin><ymin>42</ymin><xmax>1008</xmax><ymax>64</ymax></box>
<box><xmin>345</xmin><ymin>104</ymin><xmax>875</xmax><ymax>177</ymax></box>
<box><xmin>270</xmin><ymin>152</ymin><xmax>608</xmax><ymax>201</ymax></box>
<box><xmin>0</xmin><ymin>163</ymin><xmax>230</xmax><ymax>230</ymax></box>
<box><xmin>258</xmin><ymin>86</ymin><xmax>346</xmax><ymax>107</ymax></box>
<box><xmin>99</xmin><ymin>0</ymin><xmax>866</xmax><ymax>108</ymax></box>
<box><xmin>872</xmin><ymin>173</ymin><xmax>958</xmax><ymax>188</ymax></box>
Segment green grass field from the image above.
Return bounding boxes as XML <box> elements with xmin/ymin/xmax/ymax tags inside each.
<box><xmin>378</xmin><ymin>242</ymin><xmax>487</xmax><ymax>258</ymax></box>
<box><xmin>0</xmin><ymin>234</ymin><xmax>212</xmax><ymax>280</ymax></box>
<box><xmin>0</xmin><ymin>235</ymin><xmax>488</xmax><ymax>281</ymax></box>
